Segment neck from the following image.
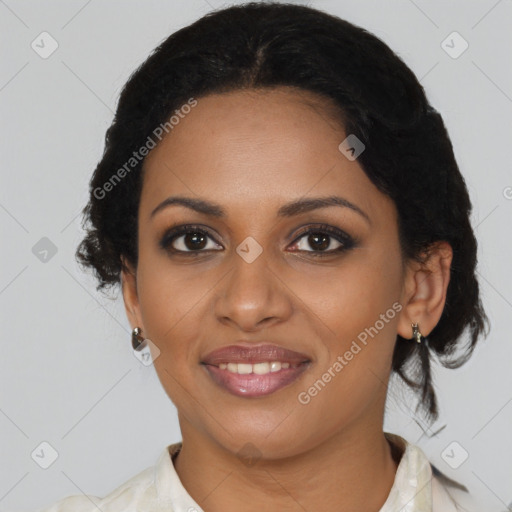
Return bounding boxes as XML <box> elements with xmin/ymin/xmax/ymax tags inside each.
<box><xmin>173</xmin><ymin>418</ymin><xmax>400</xmax><ymax>512</ymax></box>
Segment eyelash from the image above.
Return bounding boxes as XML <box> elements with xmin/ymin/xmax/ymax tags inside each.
<box><xmin>159</xmin><ymin>223</ymin><xmax>356</xmax><ymax>257</ymax></box>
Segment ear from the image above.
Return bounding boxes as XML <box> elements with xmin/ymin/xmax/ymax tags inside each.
<box><xmin>397</xmin><ymin>241</ymin><xmax>453</xmax><ymax>340</ymax></box>
<box><xmin>120</xmin><ymin>257</ymin><xmax>144</xmax><ymax>332</ymax></box>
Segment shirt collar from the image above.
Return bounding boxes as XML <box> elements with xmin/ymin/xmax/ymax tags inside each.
<box><xmin>379</xmin><ymin>432</ymin><xmax>433</xmax><ymax>511</ymax></box>
<box><xmin>154</xmin><ymin>441</ymin><xmax>203</xmax><ymax>511</ymax></box>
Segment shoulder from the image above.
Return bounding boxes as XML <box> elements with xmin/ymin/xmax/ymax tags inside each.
<box><xmin>385</xmin><ymin>433</ymin><xmax>476</xmax><ymax>512</ymax></box>
<box><xmin>34</xmin><ymin>444</ymin><xmax>182</xmax><ymax>512</ymax></box>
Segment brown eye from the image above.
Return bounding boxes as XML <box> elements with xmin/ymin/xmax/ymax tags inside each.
<box><xmin>289</xmin><ymin>224</ymin><xmax>355</xmax><ymax>255</ymax></box>
<box><xmin>160</xmin><ymin>225</ymin><xmax>222</xmax><ymax>254</ymax></box>
<box><xmin>296</xmin><ymin>232</ymin><xmax>342</xmax><ymax>252</ymax></box>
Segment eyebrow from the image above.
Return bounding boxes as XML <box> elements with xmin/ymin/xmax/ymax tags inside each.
<box><xmin>150</xmin><ymin>195</ymin><xmax>371</xmax><ymax>224</ymax></box>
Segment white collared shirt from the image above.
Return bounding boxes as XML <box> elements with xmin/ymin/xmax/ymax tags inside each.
<box><xmin>35</xmin><ymin>433</ymin><xmax>471</xmax><ymax>511</ymax></box>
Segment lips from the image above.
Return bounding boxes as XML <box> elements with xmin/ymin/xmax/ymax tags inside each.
<box><xmin>203</xmin><ymin>363</ymin><xmax>310</xmax><ymax>397</ymax></box>
<box><xmin>201</xmin><ymin>342</ymin><xmax>311</xmax><ymax>366</ymax></box>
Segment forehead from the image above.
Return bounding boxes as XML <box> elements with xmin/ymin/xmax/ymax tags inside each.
<box><xmin>140</xmin><ymin>88</ymin><xmax>389</xmax><ymax>223</ymax></box>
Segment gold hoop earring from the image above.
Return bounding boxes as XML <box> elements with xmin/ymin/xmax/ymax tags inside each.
<box><xmin>411</xmin><ymin>323</ymin><xmax>423</xmax><ymax>344</ymax></box>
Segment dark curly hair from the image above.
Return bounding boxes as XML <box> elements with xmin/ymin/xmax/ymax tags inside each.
<box><xmin>76</xmin><ymin>1</ymin><xmax>489</xmax><ymax>423</ymax></box>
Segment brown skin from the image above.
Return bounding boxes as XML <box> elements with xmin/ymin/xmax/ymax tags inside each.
<box><xmin>121</xmin><ymin>87</ymin><xmax>453</xmax><ymax>512</ymax></box>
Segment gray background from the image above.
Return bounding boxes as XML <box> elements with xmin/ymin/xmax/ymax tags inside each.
<box><xmin>1</xmin><ymin>0</ymin><xmax>511</xmax><ymax>510</ymax></box>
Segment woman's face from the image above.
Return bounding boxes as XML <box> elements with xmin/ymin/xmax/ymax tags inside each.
<box><xmin>124</xmin><ymin>87</ymin><xmax>414</xmax><ymax>458</ymax></box>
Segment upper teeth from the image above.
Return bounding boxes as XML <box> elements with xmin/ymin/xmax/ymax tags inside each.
<box><xmin>219</xmin><ymin>361</ymin><xmax>294</xmax><ymax>374</ymax></box>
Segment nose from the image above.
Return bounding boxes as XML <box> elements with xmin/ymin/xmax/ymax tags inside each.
<box><xmin>214</xmin><ymin>250</ymin><xmax>293</xmax><ymax>332</ymax></box>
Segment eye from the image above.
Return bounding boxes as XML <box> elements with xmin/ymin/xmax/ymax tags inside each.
<box><xmin>159</xmin><ymin>223</ymin><xmax>356</xmax><ymax>257</ymax></box>
<box><xmin>289</xmin><ymin>224</ymin><xmax>355</xmax><ymax>255</ymax></box>
<box><xmin>159</xmin><ymin>225</ymin><xmax>222</xmax><ymax>254</ymax></box>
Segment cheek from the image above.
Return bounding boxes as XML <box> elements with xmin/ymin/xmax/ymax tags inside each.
<box><xmin>294</xmin><ymin>245</ymin><xmax>403</xmax><ymax>412</ymax></box>
<box><xmin>295</xmin><ymin>309</ymin><xmax>399</xmax><ymax>443</ymax></box>
<box><xmin>289</xmin><ymin>241</ymin><xmax>403</xmax><ymax>347</ymax></box>
<box><xmin>136</xmin><ymin>237</ymin><xmax>203</xmax><ymax>333</ymax></box>
<box><xmin>134</xmin><ymin>247</ymin><xmax>230</xmax><ymax>400</ymax></box>
<box><xmin>137</xmin><ymin>275</ymin><xmax>203</xmax><ymax>359</ymax></box>
<box><xmin>134</xmin><ymin>247</ymin><xmax>199</xmax><ymax>372</ymax></box>
<box><xmin>136</xmin><ymin>262</ymin><xmax>203</xmax><ymax>409</ymax></box>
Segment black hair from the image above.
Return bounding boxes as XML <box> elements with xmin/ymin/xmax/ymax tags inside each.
<box><xmin>75</xmin><ymin>1</ymin><xmax>489</xmax><ymax>423</ymax></box>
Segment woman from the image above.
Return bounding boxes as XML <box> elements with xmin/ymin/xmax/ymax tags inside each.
<box><xmin>37</xmin><ymin>2</ymin><xmax>489</xmax><ymax>511</ymax></box>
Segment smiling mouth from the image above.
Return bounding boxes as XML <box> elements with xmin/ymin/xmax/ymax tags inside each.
<box><xmin>201</xmin><ymin>360</ymin><xmax>311</xmax><ymax>397</ymax></box>
<box><xmin>210</xmin><ymin>360</ymin><xmax>307</xmax><ymax>374</ymax></box>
